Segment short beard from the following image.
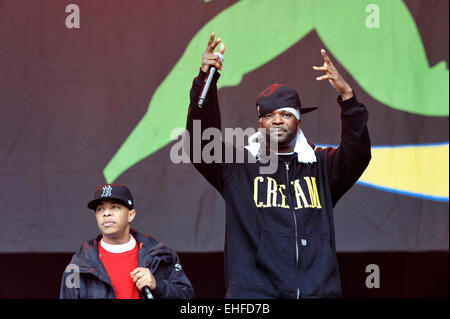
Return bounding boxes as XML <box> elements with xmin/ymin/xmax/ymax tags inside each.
<box><xmin>265</xmin><ymin>129</ymin><xmax>298</xmax><ymax>152</ymax></box>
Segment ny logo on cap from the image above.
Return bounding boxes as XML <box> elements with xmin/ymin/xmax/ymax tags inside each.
<box><xmin>101</xmin><ymin>185</ymin><xmax>112</xmax><ymax>197</ymax></box>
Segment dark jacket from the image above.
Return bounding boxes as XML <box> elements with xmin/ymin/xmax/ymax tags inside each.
<box><xmin>60</xmin><ymin>229</ymin><xmax>194</xmax><ymax>299</ymax></box>
<box><xmin>186</xmin><ymin>69</ymin><xmax>371</xmax><ymax>298</ymax></box>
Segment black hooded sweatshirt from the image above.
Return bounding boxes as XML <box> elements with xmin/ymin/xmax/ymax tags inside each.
<box><xmin>186</xmin><ymin>69</ymin><xmax>371</xmax><ymax>298</ymax></box>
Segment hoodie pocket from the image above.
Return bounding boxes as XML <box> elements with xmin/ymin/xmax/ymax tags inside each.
<box><xmin>253</xmin><ymin>231</ymin><xmax>297</xmax><ymax>292</ymax></box>
<box><xmin>298</xmin><ymin>235</ymin><xmax>341</xmax><ymax>297</ymax></box>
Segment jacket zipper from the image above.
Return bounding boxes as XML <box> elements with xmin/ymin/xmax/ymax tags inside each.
<box><xmin>285</xmin><ymin>162</ymin><xmax>300</xmax><ymax>299</ymax></box>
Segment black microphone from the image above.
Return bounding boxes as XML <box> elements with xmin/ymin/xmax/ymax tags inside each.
<box><xmin>143</xmin><ymin>286</ymin><xmax>154</xmax><ymax>299</ymax></box>
<box><xmin>198</xmin><ymin>52</ymin><xmax>224</xmax><ymax>108</ymax></box>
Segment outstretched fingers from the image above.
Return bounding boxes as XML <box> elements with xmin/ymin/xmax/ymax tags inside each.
<box><xmin>208</xmin><ymin>37</ymin><xmax>222</xmax><ymax>52</ymax></box>
<box><xmin>315</xmin><ymin>74</ymin><xmax>331</xmax><ymax>81</ymax></box>
<box><xmin>202</xmin><ymin>32</ymin><xmax>225</xmax><ymax>72</ymax></box>
<box><xmin>206</xmin><ymin>32</ymin><xmax>225</xmax><ymax>53</ymax></box>
<box><xmin>312</xmin><ymin>65</ymin><xmax>329</xmax><ymax>72</ymax></box>
<box><xmin>320</xmin><ymin>49</ymin><xmax>333</xmax><ymax>66</ymax></box>
<box><xmin>207</xmin><ymin>32</ymin><xmax>215</xmax><ymax>48</ymax></box>
<box><xmin>218</xmin><ymin>42</ymin><xmax>225</xmax><ymax>55</ymax></box>
<box><xmin>313</xmin><ymin>49</ymin><xmax>337</xmax><ymax>80</ymax></box>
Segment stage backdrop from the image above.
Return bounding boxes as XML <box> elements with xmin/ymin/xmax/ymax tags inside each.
<box><xmin>0</xmin><ymin>0</ymin><xmax>448</xmax><ymax>253</ymax></box>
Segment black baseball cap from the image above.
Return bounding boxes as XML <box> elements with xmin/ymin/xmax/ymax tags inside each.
<box><xmin>87</xmin><ymin>184</ymin><xmax>134</xmax><ymax>211</ymax></box>
<box><xmin>256</xmin><ymin>83</ymin><xmax>317</xmax><ymax>118</ymax></box>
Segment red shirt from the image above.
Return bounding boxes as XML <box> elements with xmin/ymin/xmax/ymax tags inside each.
<box><xmin>98</xmin><ymin>240</ymin><xmax>140</xmax><ymax>299</ymax></box>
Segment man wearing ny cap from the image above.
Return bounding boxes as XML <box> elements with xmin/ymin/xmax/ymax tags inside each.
<box><xmin>60</xmin><ymin>184</ymin><xmax>194</xmax><ymax>299</ymax></box>
<box><xmin>185</xmin><ymin>33</ymin><xmax>371</xmax><ymax>299</ymax></box>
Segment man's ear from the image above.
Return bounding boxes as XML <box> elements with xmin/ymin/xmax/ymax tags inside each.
<box><xmin>297</xmin><ymin>119</ymin><xmax>301</xmax><ymax>130</ymax></box>
<box><xmin>128</xmin><ymin>209</ymin><xmax>136</xmax><ymax>223</ymax></box>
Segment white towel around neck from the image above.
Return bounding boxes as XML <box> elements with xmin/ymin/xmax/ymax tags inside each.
<box><xmin>244</xmin><ymin>129</ymin><xmax>317</xmax><ymax>164</ymax></box>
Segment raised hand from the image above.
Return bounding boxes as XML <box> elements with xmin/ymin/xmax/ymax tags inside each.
<box><xmin>313</xmin><ymin>49</ymin><xmax>353</xmax><ymax>100</ymax></box>
<box><xmin>201</xmin><ymin>32</ymin><xmax>226</xmax><ymax>73</ymax></box>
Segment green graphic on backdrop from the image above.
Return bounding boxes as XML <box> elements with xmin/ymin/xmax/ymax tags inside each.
<box><xmin>103</xmin><ymin>0</ymin><xmax>449</xmax><ymax>184</ymax></box>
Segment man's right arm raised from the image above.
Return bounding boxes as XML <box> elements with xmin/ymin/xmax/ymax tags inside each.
<box><xmin>186</xmin><ymin>67</ymin><xmax>224</xmax><ymax>193</ymax></box>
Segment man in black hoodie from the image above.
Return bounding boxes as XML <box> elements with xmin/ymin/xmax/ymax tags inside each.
<box><xmin>186</xmin><ymin>33</ymin><xmax>371</xmax><ymax>298</ymax></box>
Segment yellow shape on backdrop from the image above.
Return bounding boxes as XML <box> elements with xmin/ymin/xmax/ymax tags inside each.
<box><xmin>358</xmin><ymin>143</ymin><xmax>449</xmax><ymax>200</ymax></box>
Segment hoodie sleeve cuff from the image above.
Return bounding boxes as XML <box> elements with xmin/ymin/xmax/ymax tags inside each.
<box><xmin>193</xmin><ymin>67</ymin><xmax>221</xmax><ymax>88</ymax></box>
<box><xmin>337</xmin><ymin>91</ymin><xmax>359</xmax><ymax>110</ymax></box>
<box><xmin>151</xmin><ymin>279</ymin><xmax>168</xmax><ymax>299</ymax></box>
<box><xmin>193</xmin><ymin>68</ymin><xmax>207</xmax><ymax>87</ymax></box>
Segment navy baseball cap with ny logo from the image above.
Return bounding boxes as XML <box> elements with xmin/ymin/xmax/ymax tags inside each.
<box><xmin>87</xmin><ymin>184</ymin><xmax>134</xmax><ymax>211</ymax></box>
